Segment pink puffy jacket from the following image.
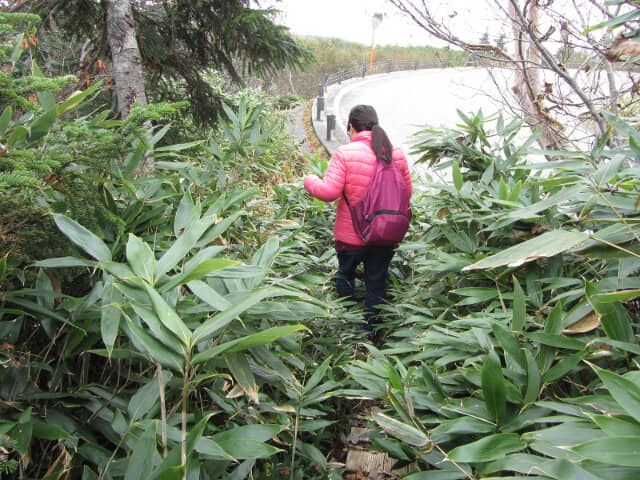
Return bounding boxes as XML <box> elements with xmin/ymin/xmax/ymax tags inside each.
<box><xmin>304</xmin><ymin>130</ymin><xmax>413</xmax><ymax>246</ymax></box>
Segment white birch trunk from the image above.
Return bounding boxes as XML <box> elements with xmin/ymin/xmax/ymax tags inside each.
<box><xmin>104</xmin><ymin>0</ymin><xmax>147</xmax><ymax>119</ymax></box>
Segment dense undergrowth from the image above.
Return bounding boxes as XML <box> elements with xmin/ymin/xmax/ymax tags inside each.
<box><xmin>2</xmin><ymin>10</ymin><xmax>640</xmax><ymax>480</ymax></box>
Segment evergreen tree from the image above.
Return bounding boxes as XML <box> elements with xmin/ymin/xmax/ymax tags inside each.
<box><xmin>14</xmin><ymin>0</ymin><xmax>314</xmax><ymax>125</ymax></box>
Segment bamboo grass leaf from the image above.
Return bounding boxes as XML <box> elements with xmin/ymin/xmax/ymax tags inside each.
<box><xmin>122</xmin><ymin>320</ymin><xmax>183</xmax><ymax>371</ymax></box>
<box><xmin>453</xmin><ymin>160</ymin><xmax>463</xmax><ymax>191</ymax></box>
<box><xmin>126</xmin><ymin>234</ymin><xmax>155</xmax><ymax>284</ymax></box>
<box><xmin>187</xmin><ymin>280</ymin><xmax>232</xmax><ymax>311</ymax></box>
<box><xmin>154</xmin><ymin>214</ymin><xmax>218</xmax><ymax>279</ymax></box>
<box><xmin>191</xmin><ymin>325</ymin><xmax>307</xmax><ymax>364</ymax></box>
<box><xmin>491</xmin><ymin>322</ymin><xmax>526</xmax><ymax>371</ymax></box>
<box><xmin>124</xmin><ymin>420</ymin><xmax>158</xmax><ymax>480</ymax></box>
<box><xmin>193</xmin><ymin>287</ymin><xmax>288</xmax><ymax>344</ymax></box>
<box><xmin>463</xmin><ymin>230</ymin><xmax>589</xmax><ymax>271</ymax></box>
<box><xmin>523</xmin><ymin>350</ymin><xmax>540</xmax><ymax>404</ymax></box>
<box><xmin>224</xmin><ymin>352</ymin><xmax>258</xmax><ymax>403</ymax></box>
<box><xmin>482</xmin><ymin>350</ymin><xmax>506</xmax><ymax>425</ymax></box>
<box><xmin>53</xmin><ymin>214</ymin><xmax>112</xmax><ymax>262</ymax></box>
<box><xmin>131</xmin><ymin>304</ymin><xmax>184</xmax><ymax>354</ymax></box>
<box><xmin>448</xmin><ymin>433</ymin><xmax>525</xmax><ymax>462</ymax></box>
<box><xmin>590</xmin><ymin>363</ymin><xmax>640</xmax><ymax>423</ymax></box>
<box><xmin>141</xmin><ymin>282</ymin><xmax>191</xmax><ymax>349</ymax></box>
<box><xmin>373</xmin><ymin>412</ymin><xmax>430</xmax><ymax>447</ymax></box>
<box><xmin>571</xmin><ymin>437</ymin><xmax>640</xmax><ymax>467</ymax></box>
<box><xmin>101</xmin><ymin>281</ymin><xmax>121</xmax><ymax>356</ymax></box>
<box><xmin>512</xmin><ymin>276</ymin><xmax>526</xmax><ymax>332</ymax></box>
<box><xmin>586</xmin><ymin>282</ymin><xmax>634</xmax><ymax>342</ymax></box>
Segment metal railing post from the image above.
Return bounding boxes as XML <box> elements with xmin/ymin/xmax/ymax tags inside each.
<box><xmin>316</xmin><ymin>97</ymin><xmax>324</xmax><ymax>121</ymax></box>
<box><xmin>326</xmin><ymin>114</ymin><xmax>335</xmax><ymax>141</ymax></box>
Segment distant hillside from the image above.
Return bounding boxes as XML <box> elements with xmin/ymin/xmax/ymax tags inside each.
<box><xmin>262</xmin><ymin>36</ymin><xmax>469</xmax><ymax>100</ymax></box>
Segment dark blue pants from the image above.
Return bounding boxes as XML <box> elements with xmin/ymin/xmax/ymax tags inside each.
<box><xmin>336</xmin><ymin>246</ymin><xmax>395</xmax><ymax>324</ymax></box>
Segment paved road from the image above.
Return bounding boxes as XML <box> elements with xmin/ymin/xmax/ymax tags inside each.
<box><xmin>315</xmin><ymin>68</ymin><xmax>502</xmax><ymax>163</ymax></box>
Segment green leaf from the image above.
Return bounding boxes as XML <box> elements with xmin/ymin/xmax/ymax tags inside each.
<box><xmin>213</xmin><ymin>424</ymin><xmax>285</xmax><ymax>444</ymax></box>
<box><xmin>187</xmin><ymin>280</ymin><xmax>232</xmax><ymax>311</ymax></box>
<box><xmin>35</xmin><ymin>257</ymin><xmax>97</xmax><ymax>268</ymax></box>
<box><xmin>192</xmin><ymin>325</ymin><xmax>307</xmax><ymax>364</ymax></box>
<box><xmin>152</xmin><ymin>466</ymin><xmax>185</xmax><ymax>480</ymax></box>
<box><xmin>503</xmin><ymin>185</ymin><xmax>585</xmax><ymax>220</ymax></box>
<box><xmin>498</xmin><ymin>177</ymin><xmax>508</xmax><ymax>201</ymax></box>
<box><xmin>512</xmin><ymin>276</ymin><xmax>526</xmax><ymax>332</ymax></box>
<box><xmin>592</xmin><ymin>289</ymin><xmax>640</xmax><ymax>303</ymax></box>
<box><xmin>453</xmin><ymin>160</ymin><xmax>463</xmax><ymax>191</ymax></box>
<box><xmin>7</xmin><ymin>125</ymin><xmax>27</xmax><ymax>146</ymax></box>
<box><xmin>154</xmin><ymin>214</ymin><xmax>218</xmax><ymax>279</ymax></box>
<box><xmin>163</xmin><ymin>258</ymin><xmax>239</xmax><ymax>291</ymax></box>
<box><xmin>463</xmin><ymin>230</ymin><xmax>589</xmax><ymax>271</ymax></box>
<box><xmin>173</xmin><ymin>195</ymin><xmax>200</xmax><ymax>238</ymax></box>
<box><xmin>212</xmin><ymin>425</ymin><xmax>284</xmax><ymax>459</ymax></box>
<box><xmin>421</xmin><ymin>365</ymin><xmax>446</xmax><ymax>398</ymax></box>
<box><xmin>224</xmin><ymin>352</ymin><xmax>258</xmax><ymax>403</ymax></box>
<box><xmin>155</xmin><ymin>140</ymin><xmax>204</xmax><ymax>153</ymax></box>
<box><xmin>215</xmin><ymin>440</ymin><xmax>281</xmax><ymax>460</ymax></box>
<box><xmin>196</xmin><ymin>210</ymin><xmax>245</xmax><ymax>247</ymax></box>
<box><xmin>142</xmin><ymin>282</ymin><xmax>191</xmax><ymax>349</ymax></box>
<box><xmin>10</xmin><ymin>422</ymin><xmax>32</xmax><ymax>456</ymax></box>
<box><xmin>296</xmin><ymin>441</ymin><xmax>327</xmax><ymax>468</ymax></box>
<box><xmin>586</xmin><ymin>282</ymin><xmax>634</xmax><ymax>342</ymax></box>
<box><xmin>29</xmin><ymin>108</ymin><xmax>56</xmax><ymax>142</ymax></box>
<box><xmin>56</xmin><ymin>82</ymin><xmax>102</xmax><ymax>116</ymax></box>
<box><xmin>122</xmin><ymin>320</ymin><xmax>183</xmax><ymax>371</ymax></box>
<box><xmin>373</xmin><ymin>413</ymin><xmax>429</xmax><ymax>447</ymax></box>
<box><xmin>126</xmin><ymin>234</ymin><xmax>155</xmax><ymax>284</ymax></box>
<box><xmin>591</xmin><ymin>414</ymin><xmax>640</xmax><ymax>437</ymax></box>
<box><xmin>403</xmin><ymin>472</ymin><xmax>467</xmax><ymax>480</ymax></box>
<box><xmin>543</xmin><ymin>354</ymin><xmax>582</xmax><ymax>384</ymax></box>
<box><xmin>11</xmin><ymin>33</ymin><xmax>24</xmax><ymax>65</ymax></box>
<box><xmin>526</xmin><ymin>332</ymin><xmax>587</xmax><ymax>350</ymax></box>
<box><xmin>129</xmin><ymin>372</ymin><xmax>172</xmax><ymax>422</ymax></box>
<box><xmin>508</xmin><ymin>180</ymin><xmax>522</xmax><ymax>202</ymax></box>
<box><xmin>448</xmin><ymin>433</ymin><xmax>525</xmax><ymax>462</ymax></box>
<box><xmin>193</xmin><ymin>287</ymin><xmax>287</xmax><ymax>344</ymax></box>
<box><xmin>491</xmin><ymin>322</ymin><xmax>526</xmax><ymax>371</ymax></box>
<box><xmin>304</xmin><ymin>355</ymin><xmax>333</xmax><ymax>393</ymax></box>
<box><xmin>131</xmin><ymin>305</ymin><xmax>183</xmax><ymax>354</ymax></box>
<box><xmin>53</xmin><ymin>214</ymin><xmax>112</xmax><ymax>262</ymax></box>
<box><xmin>523</xmin><ymin>350</ymin><xmax>540</xmax><ymax>404</ymax></box>
<box><xmin>591</xmin><ymin>363</ymin><xmax>640</xmax><ymax>423</ymax></box>
<box><xmin>250</xmin><ymin>237</ymin><xmax>279</xmax><ymax>268</ymax></box>
<box><xmin>125</xmin><ymin>420</ymin><xmax>158</xmax><ymax>480</ymax></box>
<box><xmin>32</xmin><ymin>421</ymin><xmax>73</xmax><ymax>441</ymax></box>
<box><xmin>0</xmin><ymin>106</ymin><xmax>12</xmax><ymax>136</ymax></box>
<box><xmin>101</xmin><ymin>281</ymin><xmax>122</xmax><ymax>356</ymax></box>
<box><xmin>482</xmin><ymin>350</ymin><xmax>506</xmax><ymax>425</ymax></box>
<box><xmin>572</xmin><ymin>437</ymin><xmax>640</xmax><ymax>467</ymax></box>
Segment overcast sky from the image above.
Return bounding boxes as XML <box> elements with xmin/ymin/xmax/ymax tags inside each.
<box><xmin>275</xmin><ymin>0</ymin><xmax>507</xmax><ymax>47</ymax></box>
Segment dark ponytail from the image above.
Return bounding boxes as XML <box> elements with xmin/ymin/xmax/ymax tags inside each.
<box><xmin>348</xmin><ymin>104</ymin><xmax>393</xmax><ymax>164</ymax></box>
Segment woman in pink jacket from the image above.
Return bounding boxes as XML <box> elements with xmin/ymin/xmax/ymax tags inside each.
<box><xmin>304</xmin><ymin>105</ymin><xmax>413</xmax><ymax>334</ymax></box>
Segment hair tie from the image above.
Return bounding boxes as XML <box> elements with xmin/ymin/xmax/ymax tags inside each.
<box><xmin>367</xmin><ymin>122</ymin><xmax>377</xmax><ymax>130</ymax></box>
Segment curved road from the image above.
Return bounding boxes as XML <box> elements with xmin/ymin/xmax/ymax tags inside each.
<box><xmin>328</xmin><ymin>68</ymin><xmax>504</xmax><ymax>161</ymax></box>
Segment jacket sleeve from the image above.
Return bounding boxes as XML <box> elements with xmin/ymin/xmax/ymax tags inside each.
<box><xmin>304</xmin><ymin>150</ymin><xmax>347</xmax><ymax>202</ymax></box>
<box><xmin>394</xmin><ymin>148</ymin><xmax>413</xmax><ymax>198</ymax></box>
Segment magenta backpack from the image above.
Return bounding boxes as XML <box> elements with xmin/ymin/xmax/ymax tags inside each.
<box><xmin>344</xmin><ymin>155</ymin><xmax>411</xmax><ymax>246</ymax></box>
